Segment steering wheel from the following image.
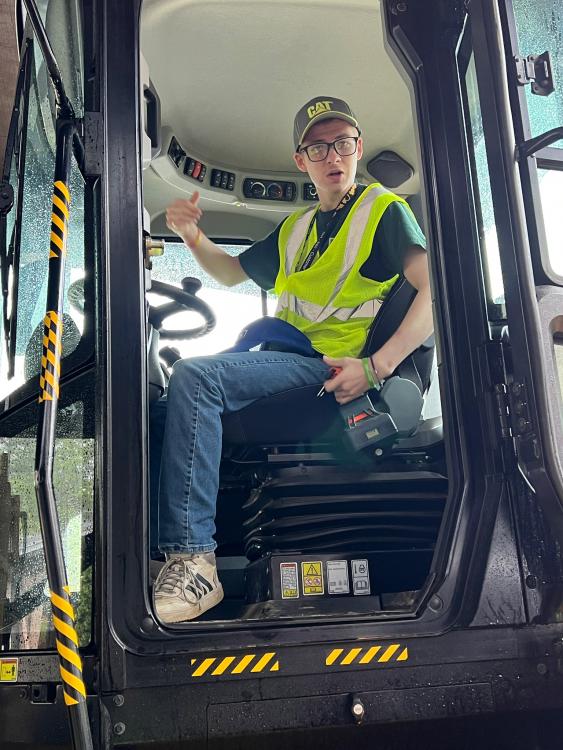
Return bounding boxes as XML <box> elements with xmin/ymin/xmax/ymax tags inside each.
<box><xmin>148</xmin><ymin>277</ymin><xmax>216</xmax><ymax>340</ymax></box>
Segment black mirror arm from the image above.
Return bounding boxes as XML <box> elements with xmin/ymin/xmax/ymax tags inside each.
<box><xmin>517</xmin><ymin>126</ymin><xmax>563</xmax><ymax>160</ymax></box>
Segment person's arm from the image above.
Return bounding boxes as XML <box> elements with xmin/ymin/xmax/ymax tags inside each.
<box><xmin>166</xmin><ymin>192</ymin><xmax>249</xmax><ymax>287</ymax></box>
<box><xmin>324</xmin><ymin>245</ymin><xmax>433</xmax><ymax>404</ymax></box>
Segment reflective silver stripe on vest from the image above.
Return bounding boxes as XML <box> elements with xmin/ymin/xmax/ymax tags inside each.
<box><xmin>277</xmin><ymin>185</ymin><xmax>390</xmax><ymax>323</ymax></box>
<box><xmin>284</xmin><ymin>206</ymin><xmax>317</xmax><ymax>274</ymax></box>
<box><xmin>277</xmin><ymin>292</ymin><xmax>382</xmax><ymax>323</ymax></box>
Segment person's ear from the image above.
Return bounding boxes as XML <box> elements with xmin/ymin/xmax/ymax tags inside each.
<box><xmin>293</xmin><ymin>150</ymin><xmax>308</xmax><ymax>173</ymax></box>
<box><xmin>356</xmin><ymin>136</ymin><xmax>363</xmax><ymax>161</ymax></box>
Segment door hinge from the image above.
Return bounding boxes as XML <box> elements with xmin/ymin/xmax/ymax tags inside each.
<box><xmin>505</xmin><ymin>380</ymin><xmax>534</xmax><ymax>438</ymax></box>
<box><xmin>514</xmin><ymin>51</ymin><xmax>554</xmax><ymax>96</ymax></box>
<box><xmin>494</xmin><ymin>380</ymin><xmax>536</xmax><ymax>440</ymax></box>
<box><xmin>494</xmin><ymin>382</ymin><xmax>512</xmax><ymax>440</ymax></box>
<box><xmin>493</xmin><ymin>381</ymin><xmax>519</xmax><ymax>473</ymax></box>
<box><xmin>494</xmin><ymin>379</ymin><xmax>541</xmax><ymax>476</ymax></box>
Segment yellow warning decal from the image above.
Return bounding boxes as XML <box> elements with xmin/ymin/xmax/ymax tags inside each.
<box><xmin>190</xmin><ymin>652</ymin><xmax>280</xmax><ymax>678</ymax></box>
<box><xmin>0</xmin><ymin>658</ymin><xmax>18</xmax><ymax>682</ymax></box>
<box><xmin>325</xmin><ymin>643</ymin><xmax>408</xmax><ymax>667</ymax></box>
<box><xmin>301</xmin><ymin>561</ymin><xmax>324</xmax><ymax>596</ymax></box>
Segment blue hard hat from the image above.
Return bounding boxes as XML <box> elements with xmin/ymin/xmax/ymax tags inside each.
<box><xmin>225</xmin><ymin>316</ymin><xmax>319</xmax><ymax>358</ymax></box>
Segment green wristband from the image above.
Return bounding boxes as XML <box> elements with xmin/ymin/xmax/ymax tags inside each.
<box><xmin>361</xmin><ymin>357</ymin><xmax>377</xmax><ymax>389</ymax></box>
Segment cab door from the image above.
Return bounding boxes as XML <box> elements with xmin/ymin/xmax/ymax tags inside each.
<box><xmin>467</xmin><ymin>0</ymin><xmax>563</xmax><ymax>533</ymax></box>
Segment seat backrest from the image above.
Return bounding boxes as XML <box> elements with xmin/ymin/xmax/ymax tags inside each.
<box><xmin>360</xmin><ymin>276</ymin><xmax>434</xmax><ymax>393</ymax></box>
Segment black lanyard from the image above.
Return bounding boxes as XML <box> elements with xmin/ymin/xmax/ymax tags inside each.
<box><xmin>297</xmin><ymin>184</ymin><xmax>358</xmax><ymax>272</ymax></box>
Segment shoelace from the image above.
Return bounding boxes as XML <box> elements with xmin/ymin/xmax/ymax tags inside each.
<box><xmin>157</xmin><ymin>558</ymin><xmax>210</xmax><ymax>604</ymax></box>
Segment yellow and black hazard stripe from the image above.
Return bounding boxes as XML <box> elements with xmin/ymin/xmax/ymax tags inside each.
<box><xmin>50</xmin><ymin>180</ymin><xmax>70</xmax><ymax>260</ymax></box>
<box><xmin>190</xmin><ymin>652</ymin><xmax>280</xmax><ymax>678</ymax></box>
<box><xmin>39</xmin><ymin>311</ymin><xmax>63</xmax><ymax>402</ymax></box>
<box><xmin>50</xmin><ymin>586</ymin><xmax>86</xmax><ymax>706</ymax></box>
<box><xmin>325</xmin><ymin>643</ymin><xmax>409</xmax><ymax>667</ymax></box>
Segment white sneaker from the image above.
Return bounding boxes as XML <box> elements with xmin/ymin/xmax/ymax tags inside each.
<box><xmin>153</xmin><ymin>552</ymin><xmax>224</xmax><ymax>623</ymax></box>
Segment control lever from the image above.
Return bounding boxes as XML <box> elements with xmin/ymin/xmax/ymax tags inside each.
<box><xmin>339</xmin><ymin>377</ymin><xmax>423</xmax><ymax>452</ymax></box>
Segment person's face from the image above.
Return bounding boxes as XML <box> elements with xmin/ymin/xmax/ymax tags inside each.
<box><xmin>293</xmin><ymin>119</ymin><xmax>363</xmax><ymax>196</ymax></box>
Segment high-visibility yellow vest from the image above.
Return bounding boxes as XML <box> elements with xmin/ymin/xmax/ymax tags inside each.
<box><xmin>274</xmin><ymin>183</ymin><xmax>406</xmax><ymax>357</ymax></box>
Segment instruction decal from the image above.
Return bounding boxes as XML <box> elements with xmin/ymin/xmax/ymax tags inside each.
<box><xmin>0</xmin><ymin>658</ymin><xmax>18</xmax><ymax>682</ymax></box>
<box><xmin>301</xmin><ymin>561</ymin><xmax>324</xmax><ymax>595</ymax></box>
<box><xmin>327</xmin><ymin>560</ymin><xmax>350</xmax><ymax>594</ymax></box>
<box><xmin>351</xmin><ymin>559</ymin><xmax>371</xmax><ymax>595</ymax></box>
<box><xmin>280</xmin><ymin>562</ymin><xmax>299</xmax><ymax>598</ymax></box>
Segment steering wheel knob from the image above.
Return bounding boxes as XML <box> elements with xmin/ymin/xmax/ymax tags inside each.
<box><xmin>181</xmin><ymin>276</ymin><xmax>203</xmax><ymax>295</ymax></box>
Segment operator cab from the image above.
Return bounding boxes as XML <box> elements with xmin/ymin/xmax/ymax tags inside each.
<box><xmin>140</xmin><ymin>0</ymin><xmax>447</xmax><ymax>622</ymax></box>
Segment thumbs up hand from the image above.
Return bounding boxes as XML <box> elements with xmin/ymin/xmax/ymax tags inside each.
<box><xmin>165</xmin><ymin>192</ymin><xmax>203</xmax><ymax>248</ymax></box>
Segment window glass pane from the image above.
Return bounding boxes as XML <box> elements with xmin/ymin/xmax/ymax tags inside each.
<box><xmin>462</xmin><ymin>52</ymin><xmax>506</xmax><ymax>310</ymax></box>
<box><xmin>149</xmin><ymin>241</ymin><xmax>276</xmax><ymax>358</ymax></box>
<box><xmin>512</xmin><ymin>0</ymin><xmax>563</xmax><ymax>148</ymax></box>
<box><xmin>0</xmin><ymin>385</ymin><xmax>95</xmax><ymax>649</ymax></box>
<box><xmin>0</xmin><ymin>31</ymin><xmax>86</xmax><ymax>400</ymax></box>
<box><xmin>537</xmin><ymin>169</ymin><xmax>563</xmax><ymax>277</ymax></box>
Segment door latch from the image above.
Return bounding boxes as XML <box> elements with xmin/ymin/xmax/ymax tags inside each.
<box><xmin>514</xmin><ymin>51</ymin><xmax>554</xmax><ymax>96</ymax></box>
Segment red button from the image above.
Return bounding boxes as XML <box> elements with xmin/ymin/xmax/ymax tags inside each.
<box><xmin>192</xmin><ymin>161</ymin><xmax>202</xmax><ymax>179</ymax></box>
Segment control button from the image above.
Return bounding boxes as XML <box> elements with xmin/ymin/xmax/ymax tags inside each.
<box><xmin>267</xmin><ymin>183</ymin><xmax>283</xmax><ymax>200</ymax></box>
<box><xmin>192</xmin><ymin>161</ymin><xmax>202</xmax><ymax>180</ymax></box>
<box><xmin>184</xmin><ymin>159</ymin><xmax>196</xmax><ymax>177</ymax></box>
<box><xmin>303</xmin><ymin>182</ymin><xmax>318</xmax><ymax>200</ymax></box>
<box><xmin>284</xmin><ymin>183</ymin><xmax>295</xmax><ymax>201</ymax></box>
<box><xmin>250</xmin><ymin>181</ymin><xmax>266</xmax><ymax>199</ymax></box>
<box><xmin>221</xmin><ymin>173</ymin><xmax>229</xmax><ymax>190</ymax></box>
<box><xmin>198</xmin><ymin>165</ymin><xmax>207</xmax><ymax>182</ymax></box>
<box><xmin>167</xmin><ymin>137</ymin><xmax>185</xmax><ymax>167</ymax></box>
<box><xmin>211</xmin><ymin>169</ymin><xmax>222</xmax><ymax>187</ymax></box>
<box><xmin>227</xmin><ymin>174</ymin><xmax>235</xmax><ymax>190</ymax></box>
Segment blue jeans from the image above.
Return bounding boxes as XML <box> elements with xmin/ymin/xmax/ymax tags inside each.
<box><xmin>150</xmin><ymin>351</ymin><xmax>330</xmax><ymax>554</ymax></box>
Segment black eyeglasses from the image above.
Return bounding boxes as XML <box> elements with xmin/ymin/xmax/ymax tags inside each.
<box><xmin>298</xmin><ymin>136</ymin><xmax>360</xmax><ymax>162</ymax></box>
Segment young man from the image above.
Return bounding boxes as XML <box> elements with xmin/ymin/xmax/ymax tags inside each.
<box><xmin>152</xmin><ymin>96</ymin><xmax>432</xmax><ymax>622</ymax></box>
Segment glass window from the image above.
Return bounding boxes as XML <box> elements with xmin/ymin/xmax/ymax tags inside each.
<box><xmin>512</xmin><ymin>0</ymin><xmax>563</xmax><ymax>148</ymax></box>
<box><xmin>460</xmin><ymin>51</ymin><xmax>506</xmax><ymax>314</ymax></box>
<box><xmin>40</xmin><ymin>0</ymin><xmax>84</xmax><ymax>120</ymax></box>
<box><xmin>149</xmin><ymin>241</ymin><xmax>276</xmax><ymax>359</ymax></box>
<box><xmin>0</xmin><ymin>384</ymin><xmax>95</xmax><ymax>649</ymax></box>
<box><xmin>0</xmin><ymin>2</ymin><xmax>86</xmax><ymax>401</ymax></box>
<box><xmin>537</xmin><ymin>168</ymin><xmax>563</xmax><ymax>277</ymax></box>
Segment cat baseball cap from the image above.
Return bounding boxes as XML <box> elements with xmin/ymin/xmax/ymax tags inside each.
<box><xmin>293</xmin><ymin>96</ymin><xmax>360</xmax><ymax>150</ymax></box>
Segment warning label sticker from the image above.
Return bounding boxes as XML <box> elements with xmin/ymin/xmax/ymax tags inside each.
<box><xmin>301</xmin><ymin>561</ymin><xmax>324</xmax><ymax>596</ymax></box>
<box><xmin>327</xmin><ymin>560</ymin><xmax>350</xmax><ymax>594</ymax></box>
<box><xmin>0</xmin><ymin>658</ymin><xmax>18</xmax><ymax>682</ymax></box>
<box><xmin>351</xmin><ymin>559</ymin><xmax>371</xmax><ymax>596</ymax></box>
<box><xmin>280</xmin><ymin>562</ymin><xmax>299</xmax><ymax>599</ymax></box>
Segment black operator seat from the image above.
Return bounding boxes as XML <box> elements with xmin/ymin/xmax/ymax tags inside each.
<box><xmin>222</xmin><ymin>276</ymin><xmax>441</xmax><ymax>452</ymax></box>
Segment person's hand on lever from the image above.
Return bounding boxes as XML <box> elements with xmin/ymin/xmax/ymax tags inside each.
<box><xmin>165</xmin><ymin>192</ymin><xmax>203</xmax><ymax>248</ymax></box>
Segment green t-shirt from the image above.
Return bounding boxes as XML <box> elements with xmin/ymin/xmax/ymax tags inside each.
<box><xmin>239</xmin><ymin>184</ymin><xmax>426</xmax><ymax>292</ymax></box>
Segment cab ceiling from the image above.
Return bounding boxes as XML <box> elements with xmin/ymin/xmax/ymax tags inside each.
<box><xmin>141</xmin><ymin>0</ymin><xmax>418</xmax><ymax>180</ymax></box>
